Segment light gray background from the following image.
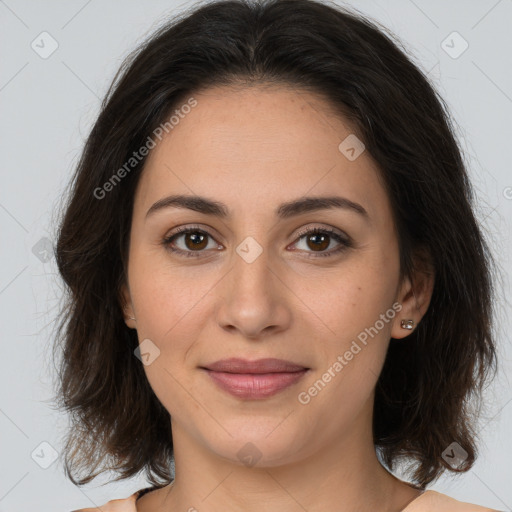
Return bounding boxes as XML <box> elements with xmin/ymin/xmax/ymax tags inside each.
<box><xmin>0</xmin><ymin>0</ymin><xmax>511</xmax><ymax>510</ymax></box>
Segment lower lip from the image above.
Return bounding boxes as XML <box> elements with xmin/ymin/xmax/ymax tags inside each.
<box><xmin>203</xmin><ymin>369</ymin><xmax>309</xmax><ymax>399</ymax></box>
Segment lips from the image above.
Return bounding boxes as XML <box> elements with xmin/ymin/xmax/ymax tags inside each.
<box><xmin>202</xmin><ymin>357</ymin><xmax>308</xmax><ymax>374</ymax></box>
<box><xmin>201</xmin><ymin>358</ymin><xmax>310</xmax><ymax>399</ymax></box>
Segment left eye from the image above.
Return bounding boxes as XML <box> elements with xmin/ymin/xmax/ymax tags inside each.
<box><xmin>162</xmin><ymin>226</ymin><xmax>351</xmax><ymax>258</ymax></box>
<box><xmin>291</xmin><ymin>227</ymin><xmax>351</xmax><ymax>257</ymax></box>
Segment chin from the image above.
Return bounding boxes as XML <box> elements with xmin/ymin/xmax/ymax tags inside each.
<box><xmin>205</xmin><ymin>425</ymin><xmax>309</xmax><ymax>468</ymax></box>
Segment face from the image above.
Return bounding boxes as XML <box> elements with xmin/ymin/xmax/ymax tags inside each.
<box><xmin>121</xmin><ymin>84</ymin><xmax>429</xmax><ymax>468</ymax></box>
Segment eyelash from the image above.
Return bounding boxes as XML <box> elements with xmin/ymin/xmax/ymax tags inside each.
<box><xmin>161</xmin><ymin>225</ymin><xmax>352</xmax><ymax>259</ymax></box>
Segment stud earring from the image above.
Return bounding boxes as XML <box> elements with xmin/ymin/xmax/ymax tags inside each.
<box><xmin>400</xmin><ymin>319</ymin><xmax>415</xmax><ymax>330</ymax></box>
<box><xmin>123</xmin><ymin>306</ymin><xmax>136</xmax><ymax>321</ymax></box>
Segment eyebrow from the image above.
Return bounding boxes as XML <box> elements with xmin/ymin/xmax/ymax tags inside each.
<box><xmin>145</xmin><ymin>194</ymin><xmax>369</xmax><ymax>221</ymax></box>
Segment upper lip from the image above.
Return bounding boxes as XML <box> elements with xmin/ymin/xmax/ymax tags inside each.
<box><xmin>202</xmin><ymin>358</ymin><xmax>308</xmax><ymax>374</ymax></box>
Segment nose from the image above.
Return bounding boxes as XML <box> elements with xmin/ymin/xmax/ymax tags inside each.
<box><xmin>214</xmin><ymin>245</ymin><xmax>292</xmax><ymax>340</ymax></box>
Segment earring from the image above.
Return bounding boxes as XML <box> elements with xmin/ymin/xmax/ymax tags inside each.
<box><xmin>400</xmin><ymin>319</ymin><xmax>415</xmax><ymax>330</ymax></box>
<box><xmin>123</xmin><ymin>306</ymin><xmax>136</xmax><ymax>321</ymax></box>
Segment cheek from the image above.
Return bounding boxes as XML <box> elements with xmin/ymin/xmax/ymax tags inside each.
<box><xmin>130</xmin><ymin>264</ymin><xmax>208</xmax><ymax>415</ymax></box>
<box><xmin>302</xmin><ymin>284</ymin><xmax>396</xmax><ymax>428</ymax></box>
<box><xmin>301</xmin><ymin>254</ymin><xmax>399</xmax><ymax>387</ymax></box>
<box><xmin>129</xmin><ymin>246</ymin><xmax>215</xmax><ymax>339</ymax></box>
<box><xmin>296</xmin><ymin>259</ymin><xmax>397</xmax><ymax>341</ymax></box>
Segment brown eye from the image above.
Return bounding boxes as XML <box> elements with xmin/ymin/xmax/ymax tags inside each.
<box><xmin>291</xmin><ymin>227</ymin><xmax>352</xmax><ymax>258</ymax></box>
<box><xmin>305</xmin><ymin>232</ymin><xmax>330</xmax><ymax>252</ymax></box>
<box><xmin>162</xmin><ymin>227</ymin><xmax>220</xmax><ymax>257</ymax></box>
<box><xmin>182</xmin><ymin>231</ymin><xmax>208</xmax><ymax>250</ymax></box>
<box><xmin>162</xmin><ymin>225</ymin><xmax>352</xmax><ymax>259</ymax></box>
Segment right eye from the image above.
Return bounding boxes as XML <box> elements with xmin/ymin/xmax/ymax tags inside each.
<box><xmin>162</xmin><ymin>226</ymin><xmax>223</xmax><ymax>258</ymax></box>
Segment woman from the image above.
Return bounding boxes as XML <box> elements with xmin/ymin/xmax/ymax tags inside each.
<box><xmin>56</xmin><ymin>0</ymin><xmax>502</xmax><ymax>510</ymax></box>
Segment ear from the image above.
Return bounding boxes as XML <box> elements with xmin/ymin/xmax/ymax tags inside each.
<box><xmin>391</xmin><ymin>249</ymin><xmax>435</xmax><ymax>340</ymax></box>
<box><xmin>119</xmin><ymin>281</ymin><xmax>137</xmax><ymax>330</ymax></box>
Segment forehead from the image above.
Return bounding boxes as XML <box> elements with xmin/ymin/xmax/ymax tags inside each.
<box><xmin>135</xmin><ymin>84</ymin><xmax>390</xmax><ymax>223</ymax></box>
<box><xmin>161</xmin><ymin>84</ymin><xmax>354</xmax><ymax>162</ymax></box>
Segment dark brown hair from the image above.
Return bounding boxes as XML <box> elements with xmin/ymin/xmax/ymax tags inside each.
<box><xmin>53</xmin><ymin>0</ymin><xmax>499</xmax><ymax>489</ymax></box>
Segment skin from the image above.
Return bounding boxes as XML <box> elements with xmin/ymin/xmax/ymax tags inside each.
<box><xmin>121</xmin><ymin>84</ymin><xmax>434</xmax><ymax>512</ymax></box>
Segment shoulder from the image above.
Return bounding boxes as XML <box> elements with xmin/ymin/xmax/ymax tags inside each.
<box><xmin>72</xmin><ymin>488</ymin><xmax>502</xmax><ymax>512</ymax></box>
<box><xmin>71</xmin><ymin>484</ymin><xmax>168</xmax><ymax>512</ymax></box>
<box><xmin>71</xmin><ymin>490</ymin><xmax>139</xmax><ymax>512</ymax></box>
<box><xmin>405</xmin><ymin>490</ymin><xmax>502</xmax><ymax>512</ymax></box>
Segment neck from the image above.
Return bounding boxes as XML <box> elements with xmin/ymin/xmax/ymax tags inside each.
<box><xmin>143</xmin><ymin>400</ymin><xmax>419</xmax><ymax>512</ymax></box>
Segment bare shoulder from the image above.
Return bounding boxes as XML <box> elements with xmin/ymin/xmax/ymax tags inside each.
<box><xmin>71</xmin><ymin>491</ymin><xmax>139</xmax><ymax>512</ymax></box>
<box><xmin>404</xmin><ymin>490</ymin><xmax>502</xmax><ymax>512</ymax></box>
<box><xmin>71</xmin><ymin>484</ymin><xmax>173</xmax><ymax>512</ymax></box>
